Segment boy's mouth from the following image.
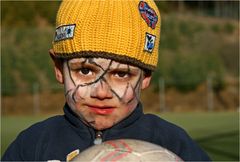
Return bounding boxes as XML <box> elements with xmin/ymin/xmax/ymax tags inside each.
<box><xmin>86</xmin><ymin>104</ymin><xmax>115</xmax><ymax>115</ymax></box>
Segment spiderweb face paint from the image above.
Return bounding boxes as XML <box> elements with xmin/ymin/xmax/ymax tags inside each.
<box><xmin>63</xmin><ymin>58</ymin><xmax>144</xmax><ymax>130</ymax></box>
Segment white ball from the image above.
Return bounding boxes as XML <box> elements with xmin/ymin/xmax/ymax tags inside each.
<box><xmin>71</xmin><ymin>139</ymin><xmax>183</xmax><ymax>162</ymax></box>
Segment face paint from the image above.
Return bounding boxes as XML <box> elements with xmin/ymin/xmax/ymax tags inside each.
<box><xmin>63</xmin><ymin>57</ymin><xmax>144</xmax><ymax>130</ymax></box>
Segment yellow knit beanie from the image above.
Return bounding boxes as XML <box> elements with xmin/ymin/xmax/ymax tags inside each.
<box><xmin>53</xmin><ymin>0</ymin><xmax>161</xmax><ymax>71</ymax></box>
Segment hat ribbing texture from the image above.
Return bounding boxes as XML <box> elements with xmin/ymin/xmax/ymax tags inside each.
<box><xmin>53</xmin><ymin>0</ymin><xmax>161</xmax><ymax>71</ymax></box>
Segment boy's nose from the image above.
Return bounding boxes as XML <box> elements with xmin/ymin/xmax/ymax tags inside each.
<box><xmin>90</xmin><ymin>80</ymin><xmax>113</xmax><ymax>100</ymax></box>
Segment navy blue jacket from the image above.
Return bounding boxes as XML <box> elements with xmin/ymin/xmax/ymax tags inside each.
<box><xmin>2</xmin><ymin>103</ymin><xmax>210</xmax><ymax>161</ymax></box>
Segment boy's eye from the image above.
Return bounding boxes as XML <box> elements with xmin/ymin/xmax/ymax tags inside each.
<box><xmin>79</xmin><ymin>68</ymin><xmax>93</xmax><ymax>75</ymax></box>
<box><xmin>114</xmin><ymin>71</ymin><xmax>129</xmax><ymax>78</ymax></box>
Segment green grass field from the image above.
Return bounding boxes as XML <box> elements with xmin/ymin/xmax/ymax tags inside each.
<box><xmin>1</xmin><ymin>112</ymin><xmax>239</xmax><ymax>161</ymax></box>
<box><xmin>159</xmin><ymin>111</ymin><xmax>239</xmax><ymax>161</ymax></box>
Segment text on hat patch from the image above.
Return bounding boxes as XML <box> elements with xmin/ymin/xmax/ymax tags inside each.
<box><xmin>55</xmin><ymin>24</ymin><xmax>76</xmax><ymax>42</ymax></box>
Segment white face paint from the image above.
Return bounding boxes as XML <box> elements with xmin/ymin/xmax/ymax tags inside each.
<box><xmin>63</xmin><ymin>57</ymin><xmax>144</xmax><ymax>130</ymax></box>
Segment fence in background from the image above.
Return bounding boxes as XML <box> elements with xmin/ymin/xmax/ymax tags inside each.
<box><xmin>2</xmin><ymin>76</ymin><xmax>239</xmax><ymax>115</ymax></box>
<box><xmin>157</xmin><ymin>77</ymin><xmax>234</xmax><ymax>112</ymax></box>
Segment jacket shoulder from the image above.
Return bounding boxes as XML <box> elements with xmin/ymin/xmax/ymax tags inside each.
<box><xmin>25</xmin><ymin>115</ymin><xmax>65</xmax><ymax>132</ymax></box>
<box><xmin>2</xmin><ymin>115</ymin><xmax>65</xmax><ymax>161</ymax></box>
<box><xmin>141</xmin><ymin>113</ymin><xmax>211</xmax><ymax>161</ymax></box>
<box><xmin>19</xmin><ymin>115</ymin><xmax>66</xmax><ymax>140</ymax></box>
<box><xmin>142</xmin><ymin>113</ymin><xmax>185</xmax><ymax>134</ymax></box>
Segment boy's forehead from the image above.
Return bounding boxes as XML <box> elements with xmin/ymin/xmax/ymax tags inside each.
<box><xmin>67</xmin><ymin>57</ymin><xmax>140</xmax><ymax>70</ymax></box>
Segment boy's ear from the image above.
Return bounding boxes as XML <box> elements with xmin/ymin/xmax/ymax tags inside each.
<box><xmin>141</xmin><ymin>74</ymin><xmax>152</xmax><ymax>90</ymax></box>
<box><xmin>49</xmin><ymin>49</ymin><xmax>64</xmax><ymax>84</ymax></box>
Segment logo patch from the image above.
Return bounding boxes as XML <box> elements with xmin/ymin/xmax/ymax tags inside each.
<box><xmin>54</xmin><ymin>24</ymin><xmax>76</xmax><ymax>42</ymax></box>
<box><xmin>66</xmin><ymin>149</ymin><xmax>80</xmax><ymax>162</ymax></box>
<box><xmin>144</xmin><ymin>33</ymin><xmax>156</xmax><ymax>53</ymax></box>
<box><xmin>139</xmin><ymin>1</ymin><xmax>158</xmax><ymax>29</ymax></box>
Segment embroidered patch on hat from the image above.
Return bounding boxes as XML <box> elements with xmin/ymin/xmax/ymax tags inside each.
<box><xmin>139</xmin><ymin>1</ymin><xmax>158</xmax><ymax>29</ymax></box>
<box><xmin>54</xmin><ymin>24</ymin><xmax>76</xmax><ymax>42</ymax></box>
<box><xmin>144</xmin><ymin>33</ymin><xmax>156</xmax><ymax>53</ymax></box>
<box><xmin>66</xmin><ymin>149</ymin><xmax>80</xmax><ymax>162</ymax></box>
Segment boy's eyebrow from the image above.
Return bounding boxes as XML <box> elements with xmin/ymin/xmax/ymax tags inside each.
<box><xmin>68</xmin><ymin>58</ymin><xmax>86</xmax><ymax>65</ymax></box>
<box><xmin>68</xmin><ymin>59</ymin><xmax>140</xmax><ymax>72</ymax></box>
<box><xmin>68</xmin><ymin>60</ymin><xmax>107</xmax><ymax>72</ymax></box>
<box><xmin>68</xmin><ymin>60</ymin><xmax>94</xmax><ymax>70</ymax></box>
<box><xmin>68</xmin><ymin>60</ymin><xmax>83</xmax><ymax>68</ymax></box>
<box><xmin>68</xmin><ymin>61</ymin><xmax>99</xmax><ymax>69</ymax></box>
<box><xmin>108</xmin><ymin>67</ymin><xmax>139</xmax><ymax>73</ymax></box>
<box><xmin>110</xmin><ymin>63</ymin><xmax>139</xmax><ymax>70</ymax></box>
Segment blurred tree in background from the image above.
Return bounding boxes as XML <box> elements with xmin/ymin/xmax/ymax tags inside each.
<box><xmin>1</xmin><ymin>1</ymin><xmax>60</xmax><ymax>27</ymax></box>
<box><xmin>2</xmin><ymin>1</ymin><xmax>238</xmax><ymax>26</ymax></box>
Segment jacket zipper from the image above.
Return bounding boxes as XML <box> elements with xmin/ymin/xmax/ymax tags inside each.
<box><xmin>94</xmin><ymin>130</ymin><xmax>103</xmax><ymax>145</ymax></box>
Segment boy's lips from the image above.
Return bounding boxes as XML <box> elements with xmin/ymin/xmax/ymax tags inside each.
<box><xmin>86</xmin><ymin>104</ymin><xmax>115</xmax><ymax>115</ymax></box>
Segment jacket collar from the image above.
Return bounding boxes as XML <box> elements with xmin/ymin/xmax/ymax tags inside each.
<box><xmin>111</xmin><ymin>103</ymin><xmax>143</xmax><ymax>130</ymax></box>
<box><xmin>63</xmin><ymin>103</ymin><xmax>144</xmax><ymax>131</ymax></box>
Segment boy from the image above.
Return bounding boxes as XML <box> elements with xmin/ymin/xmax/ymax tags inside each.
<box><xmin>2</xmin><ymin>0</ymin><xmax>210</xmax><ymax>161</ymax></box>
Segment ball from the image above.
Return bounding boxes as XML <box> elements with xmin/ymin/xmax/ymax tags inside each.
<box><xmin>71</xmin><ymin>139</ymin><xmax>183</xmax><ymax>162</ymax></box>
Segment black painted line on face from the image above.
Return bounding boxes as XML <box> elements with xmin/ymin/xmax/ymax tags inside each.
<box><xmin>127</xmin><ymin>92</ymin><xmax>136</xmax><ymax>104</ymax></box>
<box><xmin>110</xmin><ymin>88</ymin><xmax>121</xmax><ymax>100</ymax></box>
<box><xmin>125</xmin><ymin>71</ymin><xmax>143</xmax><ymax>104</ymax></box>
<box><xmin>127</xmin><ymin>84</ymin><xmax>137</xmax><ymax>104</ymax></box>
<box><xmin>81</xmin><ymin>58</ymin><xmax>88</xmax><ymax>64</ymax></box>
<box><xmin>127</xmin><ymin>65</ymin><xmax>131</xmax><ymax>74</ymax></box>
<box><xmin>115</xmin><ymin>63</ymin><xmax>132</xmax><ymax>74</ymax></box>
<box><xmin>65</xmin><ymin>89</ymin><xmax>72</xmax><ymax>97</ymax></box>
<box><xmin>67</xmin><ymin>58</ymin><xmax>143</xmax><ymax>105</ymax></box>
<box><xmin>116</xmin><ymin>63</ymin><xmax>121</xmax><ymax>69</ymax></box>
<box><xmin>122</xmin><ymin>82</ymin><xmax>135</xmax><ymax>104</ymax></box>
<box><xmin>90</xmin><ymin>75</ymin><xmax>120</xmax><ymax>101</ymax></box>
<box><xmin>99</xmin><ymin>68</ymin><xmax>142</xmax><ymax>104</ymax></box>
<box><xmin>100</xmin><ymin>79</ymin><xmax>104</xmax><ymax>89</ymax></box>
<box><xmin>121</xmin><ymin>82</ymin><xmax>130</xmax><ymax>99</ymax></box>
<box><xmin>68</xmin><ymin>59</ymin><xmax>113</xmax><ymax>103</ymax></box>
<box><xmin>72</xmin><ymin>86</ymin><xmax>78</xmax><ymax>103</ymax></box>
<box><xmin>78</xmin><ymin>60</ymin><xmax>113</xmax><ymax>87</ymax></box>
<box><xmin>122</xmin><ymin>71</ymin><xmax>142</xmax><ymax>104</ymax></box>
<box><xmin>99</xmin><ymin>76</ymin><xmax>125</xmax><ymax>101</ymax></box>
<box><xmin>67</xmin><ymin>61</ymin><xmax>76</xmax><ymax>86</ymax></box>
<box><xmin>72</xmin><ymin>84</ymin><xmax>86</xmax><ymax>103</ymax></box>
<box><xmin>88</xmin><ymin>58</ymin><xmax>105</xmax><ymax>71</ymax></box>
<box><xmin>134</xmin><ymin>72</ymin><xmax>143</xmax><ymax>99</ymax></box>
<box><xmin>134</xmin><ymin>72</ymin><xmax>142</xmax><ymax>90</ymax></box>
<box><xmin>66</xmin><ymin>58</ymin><xmax>97</xmax><ymax>88</ymax></box>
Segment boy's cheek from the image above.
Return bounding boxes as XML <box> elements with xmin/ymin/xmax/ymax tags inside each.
<box><xmin>121</xmin><ymin>86</ymin><xmax>135</xmax><ymax>103</ymax></box>
<box><xmin>75</xmin><ymin>86</ymin><xmax>90</xmax><ymax>101</ymax></box>
<box><xmin>117</xmin><ymin>83</ymin><xmax>141</xmax><ymax>104</ymax></box>
<box><xmin>112</xmin><ymin>83</ymin><xmax>133</xmax><ymax>98</ymax></box>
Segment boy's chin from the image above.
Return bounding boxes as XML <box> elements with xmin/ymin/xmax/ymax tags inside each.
<box><xmin>91</xmin><ymin>120</ymin><xmax>116</xmax><ymax>131</ymax></box>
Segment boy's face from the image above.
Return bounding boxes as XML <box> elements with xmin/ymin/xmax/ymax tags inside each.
<box><xmin>54</xmin><ymin>57</ymin><xmax>151</xmax><ymax>130</ymax></box>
